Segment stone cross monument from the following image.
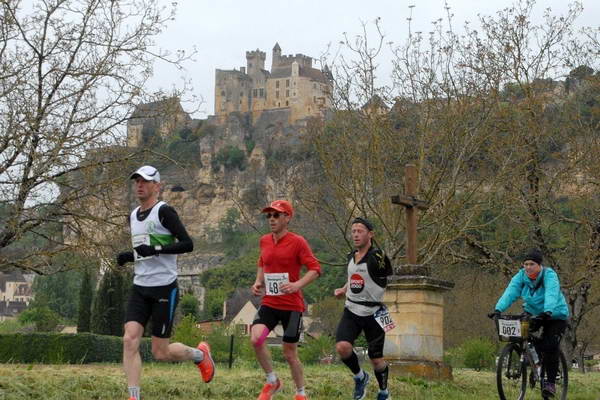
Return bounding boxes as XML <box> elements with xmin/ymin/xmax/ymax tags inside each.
<box><xmin>383</xmin><ymin>164</ymin><xmax>454</xmax><ymax>379</ymax></box>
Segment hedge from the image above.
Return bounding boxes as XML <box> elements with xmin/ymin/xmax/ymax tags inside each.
<box><xmin>0</xmin><ymin>332</ymin><xmax>153</xmax><ymax>364</ymax></box>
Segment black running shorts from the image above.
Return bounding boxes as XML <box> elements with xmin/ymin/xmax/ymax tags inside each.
<box><xmin>335</xmin><ymin>307</ymin><xmax>386</xmax><ymax>359</ymax></box>
<box><xmin>125</xmin><ymin>280</ymin><xmax>179</xmax><ymax>338</ymax></box>
<box><xmin>252</xmin><ymin>305</ymin><xmax>303</xmax><ymax>343</ymax></box>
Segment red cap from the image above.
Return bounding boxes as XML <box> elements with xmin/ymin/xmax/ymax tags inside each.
<box><xmin>261</xmin><ymin>200</ymin><xmax>294</xmax><ymax>217</ymax></box>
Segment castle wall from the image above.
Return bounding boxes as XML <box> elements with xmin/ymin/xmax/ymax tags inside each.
<box><xmin>216</xmin><ymin>45</ymin><xmax>332</xmax><ymax>124</ymax></box>
<box><xmin>215</xmin><ymin>69</ymin><xmax>252</xmax><ymax>118</ymax></box>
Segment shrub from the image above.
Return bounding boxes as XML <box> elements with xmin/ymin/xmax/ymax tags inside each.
<box><xmin>179</xmin><ymin>294</ymin><xmax>200</xmax><ymax>320</ymax></box>
<box><xmin>299</xmin><ymin>335</ymin><xmax>335</xmax><ymax>364</ymax></box>
<box><xmin>171</xmin><ymin>314</ymin><xmax>204</xmax><ymax>348</ymax></box>
<box><xmin>18</xmin><ymin>306</ymin><xmax>61</xmax><ymax>332</ymax></box>
<box><xmin>0</xmin><ymin>332</ymin><xmax>152</xmax><ymax>364</ymax></box>
<box><xmin>461</xmin><ymin>337</ymin><xmax>496</xmax><ymax>371</ymax></box>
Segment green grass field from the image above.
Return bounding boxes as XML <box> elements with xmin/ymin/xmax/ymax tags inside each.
<box><xmin>0</xmin><ymin>362</ymin><xmax>598</xmax><ymax>400</ymax></box>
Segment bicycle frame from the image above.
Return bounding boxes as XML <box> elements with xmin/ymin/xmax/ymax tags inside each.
<box><xmin>493</xmin><ymin>313</ymin><xmax>568</xmax><ymax>400</ymax></box>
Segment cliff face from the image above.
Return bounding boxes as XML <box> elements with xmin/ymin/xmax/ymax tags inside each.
<box><xmin>155</xmin><ymin>108</ymin><xmax>308</xmax><ymax>241</ymax></box>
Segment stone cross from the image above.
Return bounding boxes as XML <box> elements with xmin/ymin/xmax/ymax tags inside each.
<box><xmin>391</xmin><ymin>164</ymin><xmax>428</xmax><ymax>265</ymax></box>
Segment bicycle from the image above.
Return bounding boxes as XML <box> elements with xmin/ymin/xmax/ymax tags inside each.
<box><xmin>492</xmin><ymin>313</ymin><xmax>568</xmax><ymax>400</ymax></box>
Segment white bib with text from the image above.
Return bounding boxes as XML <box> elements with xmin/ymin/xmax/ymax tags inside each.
<box><xmin>265</xmin><ymin>273</ymin><xmax>289</xmax><ymax>296</ymax></box>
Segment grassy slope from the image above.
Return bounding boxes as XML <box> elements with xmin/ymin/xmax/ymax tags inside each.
<box><xmin>0</xmin><ymin>362</ymin><xmax>599</xmax><ymax>400</ymax></box>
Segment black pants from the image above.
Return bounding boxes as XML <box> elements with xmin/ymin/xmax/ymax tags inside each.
<box><xmin>532</xmin><ymin>319</ymin><xmax>567</xmax><ymax>384</ymax></box>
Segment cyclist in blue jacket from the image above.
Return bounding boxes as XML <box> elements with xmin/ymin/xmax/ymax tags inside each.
<box><xmin>492</xmin><ymin>249</ymin><xmax>569</xmax><ymax>398</ymax></box>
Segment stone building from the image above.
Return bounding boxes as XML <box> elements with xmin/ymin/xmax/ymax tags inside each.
<box><xmin>215</xmin><ymin>43</ymin><xmax>332</xmax><ymax>124</ymax></box>
<box><xmin>0</xmin><ymin>271</ymin><xmax>33</xmax><ymax>320</ymax></box>
<box><xmin>127</xmin><ymin>97</ymin><xmax>192</xmax><ymax>147</ymax></box>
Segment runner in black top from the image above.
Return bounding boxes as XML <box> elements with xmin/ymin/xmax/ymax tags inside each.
<box><xmin>334</xmin><ymin>217</ymin><xmax>393</xmax><ymax>400</ymax></box>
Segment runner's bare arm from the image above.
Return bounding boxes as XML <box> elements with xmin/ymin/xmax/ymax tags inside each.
<box><xmin>280</xmin><ymin>270</ymin><xmax>319</xmax><ymax>294</ymax></box>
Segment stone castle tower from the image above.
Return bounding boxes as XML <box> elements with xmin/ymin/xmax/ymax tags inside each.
<box><xmin>215</xmin><ymin>43</ymin><xmax>332</xmax><ymax>123</ymax></box>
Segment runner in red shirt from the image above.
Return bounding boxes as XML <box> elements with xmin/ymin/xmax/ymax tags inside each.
<box><xmin>250</xmin><ymin>200</ymin><xmax>321</xmax><ymax>400</ymax></box>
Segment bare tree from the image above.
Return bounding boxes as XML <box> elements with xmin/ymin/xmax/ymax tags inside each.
<box><xmin>294</xmin><ymin>0</ymin><xmax>600</xmax><ymax>362</ymax></box>
<box><xmin>0</xmin><ymin>0</ymin><xmax>191</xmax><ymax>273</ymax></box>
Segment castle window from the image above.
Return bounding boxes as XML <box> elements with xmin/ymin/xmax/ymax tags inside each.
<box><xmin>276</xmin><ymin>91</ymin><xmax>279</xmax><ymax>98</ymax></box>
<box><xmin>313</xmin><ymin>96</ymin><xmax>316</xmax><ymax>103</ymax></box>
<box><xmin>259</xmin><ymin>88</ymin><xmax>264</xmax><ymax>97</ymax></box>
<box><xmin>253</xmin><ymin>89</ymin><xmax>258</xmax><ymax>97</ymax></box>
<box><xmin>293</xmin><ymin>92</ymin><xmax>296</xmax><ymax>97</ymax></box>
<box><xmin>286</xmin><ymin>100</ymin><xmax>289</xmax><ymax>106</ymax></box>
<box><xmin>276</xmin><ymin>81</ymin><xmax>280</xmax><ymax>88</ymax></box>
<box><xmin>278</xmin><ymin>102</ymin><xmax>281</xmax><ymax>107</ymax></box>
<box><xmin>221</xmin><ymin>90</ymin><xmax>225</xmax><ymax>96</ymax></box>
<box><xmin>286</xmin><ymin>79</ymin><xmax>290</xmax><ymax>87</ymax></box>
<box><xmin>313</xmin><ymin>83</ymin><xmax>317</xmax><ymax>89</ymax></box>
<box><xmin>240</xmin><ymin>92</ymin><xmax>244</xmax><ymax>97</ymax></box>
<box><xmin>286</xmin><ymin>90</ymin><xmax>290</xmax><ymax>97</ymax></box>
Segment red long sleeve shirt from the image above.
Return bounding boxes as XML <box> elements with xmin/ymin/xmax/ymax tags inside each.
<box><xmin>257</xmin><ymin>232</ymin><xmax>321</xmax><ymax>312</ymax></box>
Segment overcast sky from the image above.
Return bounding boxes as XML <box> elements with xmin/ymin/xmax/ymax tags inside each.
<box><xmin>147</xmin><ymin>0</ymin><xmax>600</xmax><ymax>118</ymax></box>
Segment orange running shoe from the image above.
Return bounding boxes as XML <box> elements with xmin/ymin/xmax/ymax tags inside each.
<box><xmin>294</xmin><ymin>395</ymin><xmax>308</xmax><ymax>400</ymax></box>
<box><xmin>257</xmin><ymin>378</ymin><xmax>282</xmax><ymax>400</ymax></box>
<box><xmin>195</xmin><ymin>341</ymin><xmax>215</xmax><ymax>383</ymax></box>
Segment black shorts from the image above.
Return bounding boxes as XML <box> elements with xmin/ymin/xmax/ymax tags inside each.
<box><xmin>252</xmin><ymin>305</ymin><xmax>303</xmax><ymax>343</ymax></box>
<box><xmin>125</xmin><ymin>280</ymin><xmax>179</xmax><ymax>338</ymax></box>
<box><xmin>335</xmin><ymin>307</ymin><xmax>386</xmax><ymax>359</ymax></box>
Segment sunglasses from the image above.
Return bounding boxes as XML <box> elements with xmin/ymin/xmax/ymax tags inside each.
<box><xmin>265</xmin><ymin>212</ymin><xmax>287</xmax><ymax>219</ymax></box>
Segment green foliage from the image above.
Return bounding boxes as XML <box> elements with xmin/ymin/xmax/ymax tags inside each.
<box><xmin>200</xmin><ymin>288</ymin><xmax>228</xmax><ymax>320</ymax></box>
<box><xmin>310</xmin><ymin>297</ymin><xmax>345</xmax><ymax>336</ymax></box>
<box><xmin>212</xmin><ymin>145</ymin><xmax>247</xmax><ymax>172</ymax></box>
<box><xmin>32</xmin><ymin>266</ymin><xmax>84</xmax><ymax>321</ymax></box>
<box><xmin>0</xmin><ymin>319</ymin><xmax>33</xmax><ymax>334</ymax></box>
<box><xmin>218</xmin><ymin>208</ymin><xmax>253</xmax><ymax>257</ymax></box>
<box><xmin>171</xmin><ymin>314</ymin><xmax>204</xmax><ymax>347</ymax></box>
<box><xmin>299</xmin><ymin>335</ymin><xmax>335</xmax><ymax>364</ymax></box>
<box><xmin>179</xmin><ymin>294</ymin><xmax>200</xmax><ymax>320</ymax></box>
<box><xmin>199</xmin><ymin>248</ymin><xmax>258</xmax><ymax>320</ymax></box>
<box><xmin>18</xmin><ymin>306</ymin><xmax>61</xmax><ymax>332</ymax></box>
<box><xmin>244</xmin><ymin>138</ymin><xmax>256</xmax><ymax>155</ymax></box>
<box><xmin>458</xmin><ymin>338</ymin><xmax>497</xmax><ymax>371</ymax></box>
<box><xmin>165</xmin><ymin>127</ymin><xmax>202</xmax><ymax>167</ymax></box>
<box><xmin>91</xmin><ymin>268</ymin><xmax>130</xmax><ymax>336</ymax></box>
<box><xmin>0</xmin><ymin>332</ymin><xmax>152</xmax><ymax>363</ymax></box>
<box><xmin>77</xmin><ymin>267</ymin><xmax>95</xmax><ymax>333</ymax></box>
<box><xmin>203</xmin><ymin>325</ymin><xmax>245</xmax><ymax>364</ymax></box>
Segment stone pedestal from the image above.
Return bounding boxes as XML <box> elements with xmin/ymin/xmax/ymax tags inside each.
<box><xmin>383</xmin><ymin>273</ymin><xmax>454</xmax><ymax>380</ymax></box>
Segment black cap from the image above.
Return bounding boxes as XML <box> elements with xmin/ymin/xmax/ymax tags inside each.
<box><xmin>523</xmin><ymin>249</ymin><xmax>543</xmax><ymax>265</ymax></box>
<box><xmin>352</xmin><ymin>217</ymin><xmax>374</xmax><ymax>231</ymax></box>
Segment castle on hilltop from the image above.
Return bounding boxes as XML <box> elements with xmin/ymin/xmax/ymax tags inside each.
<box><xmin>215</xmin><ymin>43</ymin><xmax>333</xmax><ymax>123</ymax></box>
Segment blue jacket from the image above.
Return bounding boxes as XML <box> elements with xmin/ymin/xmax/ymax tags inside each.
<box><xmin>495</xmin><ymin>266</ymin><xmax>569</xmax><ymax>320</ymax></box>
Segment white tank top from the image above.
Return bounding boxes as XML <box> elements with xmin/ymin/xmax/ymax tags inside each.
<box><xmin>130</xmin><ymin>201</ymin><xmax>177</xmax><ymax>287</ymax></box>
<box><xmin>345</xmin><ymin>255</ymin><xmax>386</xmax><ymax>316</ymax></box>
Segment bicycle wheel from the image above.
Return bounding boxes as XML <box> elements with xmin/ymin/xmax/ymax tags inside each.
<box><xmin>497</xmin><ymin>343</ymin><xmax>527</xmax><ymax>400</ymax></box>
<box><xmin>540</xmin><ymin>350</ymin><xmax>568</xmax><ymax>400</ymax></box>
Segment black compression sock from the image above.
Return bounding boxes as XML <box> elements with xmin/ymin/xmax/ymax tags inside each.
<box><xmin>374</xmin><ymin>365</ymin><xmax>389</xmax><ymax>390</ymax></box>
<box><xmin>341</xmin><ymin>351</ymin><xmax>361</xmax><ymax>375</ymax></box>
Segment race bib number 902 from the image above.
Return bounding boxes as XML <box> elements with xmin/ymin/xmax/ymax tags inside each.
<box><xmin>498</xmin><ymin>319</ymin><xmax>521</xmax><ymax>337</ymax></box>
<box><xmin>374</xmin><ymin>306</ymin><xmax>396</xmax><ymax>332</ymax></box>
<box><xmin>264</xmin><ymin>273</ymin><xmax>289</xmax><ymax>296</ymax></box>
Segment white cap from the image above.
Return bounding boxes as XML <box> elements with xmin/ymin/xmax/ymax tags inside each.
<box><xmin>130</xmin><ymin>165</ymin><xmax>160</xmax><ymax>182</ymax></box>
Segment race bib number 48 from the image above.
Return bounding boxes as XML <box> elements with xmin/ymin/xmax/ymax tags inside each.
<box><xmin>498</xmin><ymin>319</ymin><xmax>521</xmax><ymax>337</ymax></box>
<box><xmin>374</xmin><ymin>306</ymin><xmax>396</xmax><ymax>332</ymax></box>
<box><xmin>264</xmin><ymin>273</ymin><xmax>289</xmax><ymax>296</ymax></box>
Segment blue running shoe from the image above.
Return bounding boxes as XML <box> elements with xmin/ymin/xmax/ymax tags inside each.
<box><xmin>376</xmin><ymin>390</ymin><xmax>390</xmax><ymax>400</ymax></box>
<box><xmin>353</xmin><ymin>372</ymin><xmax>370</xmax><ymax>400</ymax></box>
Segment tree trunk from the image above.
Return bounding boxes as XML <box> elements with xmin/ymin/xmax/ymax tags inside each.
<box><xmin>562</xmin><ymin>282</ymin><xmax>591</xmax><ymax>369</ymax></box>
